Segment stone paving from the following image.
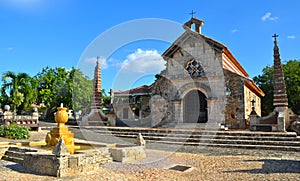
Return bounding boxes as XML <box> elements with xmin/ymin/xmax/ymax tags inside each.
<box><xmin>0</xmin><ymin>126</ymin><xmax>299</xmax><ymax>180</ymax></box>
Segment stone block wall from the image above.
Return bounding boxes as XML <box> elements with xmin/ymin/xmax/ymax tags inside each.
<box><xmin>109</xmin><ymin>146</ymin><xmax>146</xmax><ymax>163</ymax></box>
<box><xmin>23</xmin><ymin>149</ymin><xmax>112</xmax><ymax>177</ymax></box>
<box><xmin>224</xmin><ymin>70</ymin><xmax>246</xmax><ymax>129</ymax></box>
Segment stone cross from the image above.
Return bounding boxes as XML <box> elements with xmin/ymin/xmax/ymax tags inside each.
<box><xmin>272</xmin><ymin>33</ymin><xmax>279</xmax><ymax>42</ymax></box>
<box><xmin>251</xmin><ymin>99</ymin><xmax>256</xmax><ymax>111</ymax></box>
<box><xmin>96</xmin><ymin>56</ymin><xmax>99</xmax><ymax>64</ymax></box>
<box><xmin>189</xmin><ymin>10</ymin><xmax>196</xmax><ymax>18</ymax></box>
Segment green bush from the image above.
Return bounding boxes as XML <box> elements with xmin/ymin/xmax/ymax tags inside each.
<box><xmin>0</xmin><ymin>124</ymin><xmax>30</xmax><ymax>140</ymax></box>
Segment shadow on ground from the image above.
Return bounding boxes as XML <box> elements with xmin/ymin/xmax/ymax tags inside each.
<box><xmin>225</xmin><ymin>159</ymin><xmax>300</xmax><ymax>174</ymax></box>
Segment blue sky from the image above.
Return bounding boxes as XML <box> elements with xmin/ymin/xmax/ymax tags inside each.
<box><xmin>0</xmin><ymin>0</ymin><xmax>299</xmax><ymax>91</ymax></box>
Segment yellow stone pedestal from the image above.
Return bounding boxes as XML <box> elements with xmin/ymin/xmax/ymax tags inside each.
<box><xmin>45</xmin><ymin>107</ymin><xmax>76</xmax><ymax>154</ymax></box>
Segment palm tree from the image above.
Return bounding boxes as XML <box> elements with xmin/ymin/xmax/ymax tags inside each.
<box><xmin>1</xmin><ymin>71</ymin><xmax>36</xmax><ymax>115</ymax></box>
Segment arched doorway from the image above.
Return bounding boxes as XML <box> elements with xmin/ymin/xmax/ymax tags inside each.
<box><xmin>183</xmin><ymin>90</ymin><xmax>208</xmax><ymax>123</ymax></box>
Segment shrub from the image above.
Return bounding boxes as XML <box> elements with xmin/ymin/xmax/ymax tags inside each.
<box><xmin>0</xmin><ymin>124</ymin><xmax>30</xmax><ymax>140</ymax></box>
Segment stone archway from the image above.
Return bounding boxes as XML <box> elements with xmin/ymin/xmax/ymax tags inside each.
<box><xmin>183</xmin><ymin>90</ymin><xmax>208</xmax><ymax>123</ymax></box>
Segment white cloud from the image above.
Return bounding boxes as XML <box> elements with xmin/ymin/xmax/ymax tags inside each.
<box><xmin>261</xmin><ymin>12</ymin><xmax>278</xmax><ymax>21</ymax></box>
<box><xmin>83</xmin><ymin>56</ymin><xmax>108</xmax><ymax>69</ymax></box>
<box><xmin>231</xmin><ymin>29</ymin><xmax>239</xmax><ymax>33</ymax></box>
<box><xmin>120</xmin><ymin>48</ymin><xmax>165</xmax><ymax>74</ymax></box>
<box><xmin>7</xmin><ymin>47</ymin><xmax>14</xmax><ymax>51</ymax></box>
<box><xmin>287</xmin><ymin>35</ymin><xmax>296</xmax><ymax>39</ymax></box>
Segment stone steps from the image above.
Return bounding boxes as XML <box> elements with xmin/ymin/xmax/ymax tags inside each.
<box><xmin>150</xmin><ymin>141</ymin><xmax>300</xmax><ymax>152</ymax></box>
<box><xmin>84</xmin><ymin>126</ymin><xmax>297</xmax><ymax>137</ymax></box>
<box><xmin>1</xmin><ymin>146</ymin><xmax>38</xmax><ymax>164</ymax></box>
<box><xmin>92</xmin><ymin>130</ymin><xmax>300</xmax><ymax>141</ymax></box>
<box><xmin>78</xmin><ymin>126</ymin><xmax>300</xmax><ymax>151</ymax></box>
<box><xmin>1</xmin><ymin>155</ymin><xmax>24</xmax><ymax>164</ymax></box>
<box><xmin>110</xmin><ymin>134</ymin><xmax>300</xmax><ymax>146</ymax></box>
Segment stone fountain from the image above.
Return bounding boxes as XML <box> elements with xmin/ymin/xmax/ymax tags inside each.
<box><xmin>45</xmin><ymin>103</ymin><xmax>76</xmax><ymax>154</ymax></box>
<box><xmin>0</xmin><ymin>104</ymin><xmax>146</xmax><ymax>177</ymax></box>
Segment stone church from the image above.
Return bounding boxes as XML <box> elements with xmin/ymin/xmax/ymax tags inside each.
<box><xmin>111</xmin><ymin>17</ymin><xmax>264</xmax><ymax>129</ymax></box>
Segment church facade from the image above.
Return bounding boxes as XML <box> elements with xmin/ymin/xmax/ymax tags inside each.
<box><xmin>111</xmin><ymin>18</ymin><xmax>264</xmax><ymax>129</ymax></box>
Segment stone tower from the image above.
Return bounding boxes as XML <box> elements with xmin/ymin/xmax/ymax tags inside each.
<box><xmin>250</xmin><ymin>34</ymin><xmax>289</xmax><ymax>132</ymax></box>
<box><xmin>81</xmin><ymin>58</ymin><xmax>107</xmax><ymax>125</ymax></box>
<box><xmin>272</xmin><ymin>34</ymin><xmax>288</xmax><ymax>131</ymax></box>
<box><xmin>91</xmin><ymin>58</ymin><xmax>103</xmax><ymax>110</ymax></box>
<box><xmin>272</xmin><ymin>34</ymin><xmax>289</xmax><ymax>107</ymax></box>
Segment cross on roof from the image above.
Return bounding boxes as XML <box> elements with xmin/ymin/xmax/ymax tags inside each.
<box><xmin>96</xmin><ymin>56</ymin><xmax>99</xmax><ymax>64</ymax></box>
<box><xmin>272</xmin><ymin>33</ymin><xmax>279</xmax><ymax>42</ymax></box>
<box><xmin>189</xmin><ymin>10</ymin><xmax>196</xmax><ymax>18</ymax></box>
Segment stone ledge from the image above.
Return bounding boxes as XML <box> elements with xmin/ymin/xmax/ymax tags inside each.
<box><xmin>23</xmin><ymin>151</ymin><xmax>112</xmax><ymax>177</ymax></box>
<box><xmin>109</xmin><ymin>146</ymin><xmax>146</xmax><ymax>163</ymax></box>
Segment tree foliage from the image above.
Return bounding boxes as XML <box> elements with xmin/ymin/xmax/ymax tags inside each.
<box><xmin>102</xmin><ymin>89</ymin><xmax>111</xmax><ymax>108</ymax></box>
<box><xmin>35</xmin><ymin>67</ymin><xmax>92</xmax><ymax>119</ymax></box>
<box><xmin>253</xmin><ymin>60</ymin><xmax>300</xmax><ymax>115</ymax></box>
<box><xmin>1</xmin><ymin>71</ymin><xmax>37</xmax><ymax>113</ymax></box>
<box><xmin>72</xmin><ymin>70</ymin><xmax>93</xmax><ymax>114</ymax></box>
<box><xmin>0</xmin><ymin>67</ymin><xmax>93</xmax><ymax>119</ymax></box>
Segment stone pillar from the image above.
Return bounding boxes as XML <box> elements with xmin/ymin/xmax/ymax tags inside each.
<box><xmin>32</xmin><ymin>107</ymin><xmax>39</xmax><ymax>120</ymax></box>
<box><xmin>173</xmin><ymin>100</ymin><xmax>182</xmax><ymax>124</ymax></box>
<box><xmin>3</xmin><ymin>105</ymin><xmax>12</xmax><ymax>120</ymax></box>
<box><xmin>275</xmin><ymin>107</ymin><xmax>288</xmax><ymax>132</ymax></box>
<box><xmin>207</xmin><ymin>98</ymin><xmax>219</xmax><ymax>123</ymax></box>
<box><xmin>249</xmin><ymin>111</ymin><xmax>260</xmax><ymax>131</ymax></box>
<box><xmin>108</xmin><ymin>112</ymin><xmax>116</xmax><ymax>126</ymax></box>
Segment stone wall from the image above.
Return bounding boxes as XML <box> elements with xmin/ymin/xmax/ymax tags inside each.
<box><xmin>23</xmin><ymin>149</ymin><xmax>112</xmax><ymax>177</ymax></box>
<box><xmin>224</xmin><ymin>69</ymin><xmax>263</xmax><ymax>129</ymax></box>
<box><xmin>224</xmin><ymin>70</ymin><xmax>246</xmax><ymax>129</ymax></box>
<box><xmin>113</xmin><ymin>95</ymin><xmax>152</xmax><ymax>126</ymax></box>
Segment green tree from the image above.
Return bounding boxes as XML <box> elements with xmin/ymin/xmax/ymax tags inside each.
<box><xmin>72</xmin><ymin>69</ymin><xmax>93</xmax><ymax>114</ymax></box>
<box><xmin>35</xmin><ymin>67</ymin><xmax>93</xmax><ymax>119</ymax></box>
<box><xmin>1</xmin><ymin>71</ymin><xmax>36</xmax><ymax>113</ymax></box>
<box><xmin>35</xmin><ymin>67</ymin><xmax>72</xmax><ymax>119</ymax></box>
<box><xmin>102</xmin><ymin>89</ymin><xmax>111</xmax><ymax>108</ymax></box>
<box><xmin>35</xmin><ymin>66</ymin><xmax>56</xmax><ymax>118</ymax></box>
<box><xmin>253</xmin><ymin>60</ymin><xmax>300</xmax><ymax>115</ymax></box>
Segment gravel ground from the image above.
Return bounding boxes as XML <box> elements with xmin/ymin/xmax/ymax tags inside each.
<box><xmin>0</xmin><ymin>126</ymin><xmax>299</xmax><ymax>181</ymax></box>
<box><xmin>0</xmin><ymin>149</ymin><xmax>299</xmax><ymax>181</ymax></box>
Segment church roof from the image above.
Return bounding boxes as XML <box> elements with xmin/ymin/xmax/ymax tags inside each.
<box><xmin>113</xmin><ymin>85</ymin><xmax>151</xmax><ymax>96</ymax></box>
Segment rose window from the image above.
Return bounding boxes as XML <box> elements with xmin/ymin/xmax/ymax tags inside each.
<box><xmin>185</xmin><ymin>59</ymin><xmax>204</xmax><ymax>77</ymax></box>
